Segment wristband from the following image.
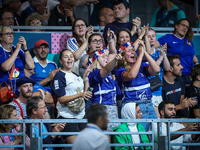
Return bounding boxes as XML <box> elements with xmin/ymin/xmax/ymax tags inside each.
<box><xmin>107</xmin><ymin>39</ymin><xmax>113</xmax><ymax>43</ymax></box>
<box><xmin>24</xmin><ymin>49</ymin><xmax>29</xmax><ymax>52</ymax></box>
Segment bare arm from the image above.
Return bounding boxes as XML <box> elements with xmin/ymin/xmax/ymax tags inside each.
<box><xmin>160</xmin><ymin>44</ymin><xmax>170</xmax><ymax>71</ymax></box>
<box><xmin>193</xmin><ymin>109</ymin><xmax>200</xmax><ymax>118</ymax></box>
<box><xmin>73</xmin><ymin>26</ymin><xmax>93</xmax><ymax>60</ymax></box>
<box><xmin>107</xmin><ymin>28</ymin><xmax>117</xmax><ymax>63</ymax></box>
<box><xmin>20</xmin><ymin>36</ymin><xmax>34</xmax><ymax>70</ymax></box>
<box><xmin>193</xmin><ymin>55</ymin><xmax>198</xmax><ymax>64</ymax></box>
<box><xmin>1</xmin><ymin>43</ymin><xmax>21</xmax><ymax>72</ymax></box>
<box><xmin>122</xmin><ymin>43</ymin><xmax>144</xmax><ymax>82</ymax></box>
<box><xmin>145</xmin><ymin>51</ymin><xmax>160</xmax><ymax>76</ymax></box>
<box><xmin>76</xmin><ymin>0</ymin><xmax>99</xmax><ymax>6</ymax></box>
<box><xmin>100</xmin><ymin>54</ymin><xmax>122</xmax><ymax>79</ymax></box>
<box><xmin>154</xmin><ymin>41</ymin><xmax>161</xmax><ymax>48</ymax></box>
<box><xmin>83</xmin><ymin>64</ymin><xmax>93</xmax><ymax>91</ymax></box>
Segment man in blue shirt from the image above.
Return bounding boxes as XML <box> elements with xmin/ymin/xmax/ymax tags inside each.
<box><xmin>103</xmin><ymin>0</ymin><xmax>140</xmax><ymax>46</ymax></box>
<box><xmin>30</xmin><ymin>40</ymin><xmax>59</xmax><ymax>94</ymax></box>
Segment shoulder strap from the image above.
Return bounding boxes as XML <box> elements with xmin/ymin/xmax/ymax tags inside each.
<box><xmin>180</xmin><ymin>38</ymin><xmax>186</xmax><ymax>56</ymax></box>
<box><xmin>13</xmin><ymin>100</ymin><xmax>24</xmax><ymax>118</ymax></box>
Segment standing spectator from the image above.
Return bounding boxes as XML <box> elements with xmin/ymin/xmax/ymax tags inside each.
<box><xmin>114</xmin><ymin>41</ymin><xmax>160</xmax><ymax>131</ymax></box>
<box><xmin>2</xmin><ymin>0</ymin><xmax>24</xmax><ymax>25</ymax></box>
<box><xmin>153</xmin><ymin>100</ymin><xmax>199</xmax><ymax>150</ymax></box>
<box><xmin>103</xmin><ymin>0</ymin><xmax>141</xmax><ymax>46</ymax></box>
<box><xmin>9</xmin><ymin>76</ymin><xmax>36</xmax><ymax>118</ymax></box>
<box><xmin>67</xmin><ymin>18</ymin><xmax>93</xmax><ymax>74</ymax></box>
<box><xmin>0</xmin><ymin>26</ymin><xmax>34</xmax><ymax>94</ymax></box>
<box><xmin>196</xmin><ymin>14</ymin><xmax>200</xmax><ymax>28</ymax></box>
<box><xmin>162</xmin><ymin>55</ymin><xmax>196</xmax><ymax>117</ymax></box>
<box><xmin>25</xmin><ymin>13</ymin><xmax>46</xmax><ymax>32</ymax></box>
<box><xmin>186</xmin><ymin>64</ymin><xmax>200</xmax><ymax>118</ymax></box>
<box><xmin>155</xmin><ymin>18</ymin><xmax>198</xmax><ymax>88</ymax></box>
<box><xmin>113</xmin><ymin>103</ymin><xmax>151</xmax><ymax>150</ymax></box>
<box><xmin>48</xmin><ymin>0</ymin><xmax>76</xmax><ymax>26</ymax></box>
<box><xmin>150</xmin><ymin>0</ymin><xmax>186</xmax><ymax>27</ymax></box>
<box><xmin>26</xmin><ymin>96</ymin><xmax>65</xmax><ymax>150</ymax></box>
<box><xmin>51</xmin><ymin>49</ymin><xmax>92</xmax><ymax>144</ymax></box>
<box><xmin>88</xmin><ymin>30</ymin><xmax>122</xmax><ymax>131</ymax></box>
<box><xmin>0</xmin><ymin>104</ymin><xmax>30</xmax><ymax>149</ymax></box>
<box><xmin>72</xmin><ymin>104</ymin><xmax>110</xmax><ymax>150</ymax></box>
<box><xmin>0</xmin><ymin>8</ymin><xmax>14</xmax><ymax>26</ymax></box>
<box><xmin>98</xmin><ymin>7</ymin><xmax>114</xmax><ymax>27</ymax></box>
<box><xmin>21</xmin><ymin>0</ymin><xmax>50</xmax><ymax>24</ymax></box>
<box><xmin>146</xmin><ymin>28</ymin><xmax>170</xmax><ymax>117</ymax></box>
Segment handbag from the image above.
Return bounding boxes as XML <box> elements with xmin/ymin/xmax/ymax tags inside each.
<box><xmin>0</xmin><ymin>82</ymin><xmax>17</xmax><ymax>104</ymax></box>
<box><xmin>66</xmin><ymin>87</ymin><xmax>85</xmax><ymax>114</ymax></box>
<box><xmin>149</xmin><ymin>76</ymin><xmax>163</xmax><ymax>92</ymax></box>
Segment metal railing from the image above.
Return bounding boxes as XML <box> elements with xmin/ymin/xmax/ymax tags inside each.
<box><xmin>0</xmin><ymin>119</ymin><xmax>200</xmax><ymax>150</ymax></box>
<box><xmin>10</xmin><ymin>26</ymin><xmax>200</xmax><ymax>34</ymax></box>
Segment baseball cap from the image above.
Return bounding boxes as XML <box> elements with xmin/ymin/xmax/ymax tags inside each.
<box><xmin>34</xmin><ymin>40</ymin><xmax>49</xmax><ymax>49</ymax></box>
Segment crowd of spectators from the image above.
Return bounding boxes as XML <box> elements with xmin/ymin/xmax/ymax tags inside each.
<box><xmin>0</xmin><ymin>0</ymin><xmax>200</xmax><ymax>150</ymax></box>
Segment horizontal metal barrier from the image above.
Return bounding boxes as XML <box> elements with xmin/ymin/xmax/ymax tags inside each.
<box><xmin>0</xmin><ymin>119</ymin><xmax>200</xmax><ymax>150</ymax></box>
<box><xmin>10</xmin><ymin>26</ymin><xmax>200</xmax><ymax>33</ymax></box>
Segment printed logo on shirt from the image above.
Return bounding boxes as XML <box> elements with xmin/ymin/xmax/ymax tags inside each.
<box><xmin>166</xmin><ymin>88</ymin><xmax>181</xmax><ymax>95</ymax></box>
<box><xmin>136</xmin><ymin>89</ymin><xmax>148</xmax><ymax>100</ymax></box>
<box><xmin>58</xmin><ymin>19</ymin><xmax>62</xmax><ymax>22</ymax></box>
<box><xmin>187</xmin><ymin>41</ymin><xmax>192</xmax><ymax>46</ymax></box>
<box><xmin>54</xmin><ymin>80</ymin><xmax>59</xmax><ymax>90</ymax></box>
<box><xmin>173</xmin><ymin>41</ymin><xmax>178</xmax><ymax>44</ymax></box>
<box><xmin>140</xmin><ymin>73</ymin><xmax>144</xmax><ymax>77</ymax></box>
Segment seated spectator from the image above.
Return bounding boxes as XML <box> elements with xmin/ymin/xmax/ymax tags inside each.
<box><xmin>9</xmin><ymin>76</ymin><xmax>36</xmax><ymax>118</ymax></box>
<box><xmin>153</xmin><ymin>100</ymin><xmax>199</xmax><ymax>150</ymax></box>
<box><xmin>72</xmin><ymin>104</ymin><xmax>110</xmax><ymax>150</ymax></box>
<box><xmin>21</xmin><ymin>0</ymin><xmax>50</xmax><ymax>24</ymax></box>
<box><xmin>103</xmin><ymin>0</ymin><xmax>140</xmax><ymax>46</ymax></box>
<box><xmin>30</xmin><ymin>40</ymin><xmax>58</xmax><ymax>94</ymax></box>
<box><xmin>0</xmin><ymin>8</ymin><xmax>14</xmax><ymax>26</ymax></box>
<box><xmin>186</xmin><ymin>64</ymin><xmax>200</xmax><ymax>118</ymax></box>
<box><xmin>150</xmin><ymin>0</ymin><xmax>185</xmax><ymax>27</ymax></box>
<box><xmin>25</xmin><ymin>13</ymin><xmax>46</xmax><ymax>32</ymax></box>
<box><xmin>155</xmin><ymin>18</ymin><xmax>198</xmax><ymax>87</ymax></box>
<box><xmin>146</xmin><ymin>28</ymin><xmax>170</xmax><ymax>117</ymax></box>
<box><xmin>67</xmin><ymin>18</ymin><xmax>93</xmax><ymax>74</ymax></box>
<box><xmin>88</xmin><ymin>30</ymin><xmax>121</xmax><ymax>131</ymax></box>
<box><xmin>162</xmin><ymin>55</ymin><xmax>196</xmax><ymax>118</ymax></box>
<box><xmin>113</xmin><ymin>103</ymin><xmax>151</xmax><ymax>150</ymax></box>
<box><xmin>0</xmin><ymin>104</ymin><xmax>30</xmax><ymax>149</ymax></box>
<box><xmin>51</xmin><ymin>49</ymin><xmax>92</xmax><ymax>144</ymax></box>
<box><xmin>0</xmin><ymin>25</ymin><xmax>34</xmax><ymax>94</ymax></box>
<box><xmin>26</xmin><ymin>96</ymin><xmax>65</xmax><ymax>149</ymax></box>
<box><xmin>2</xmin><ymin>0</ymin><xmax>24</xmax><ymax>25</ymax></box>
<box><xmin>98</xmin><ymin>7</ymin><xmax>114</xmax><ymax>27</ymax></box>
<box><xmin>114</xmin><ymin>41</ymin><xmax>160</xmax><ymax>131</ymax></box>
<box><xmin>48</xmin><ymin>0</ymin><xmax>76</xmax><ymax>26</ymax></box>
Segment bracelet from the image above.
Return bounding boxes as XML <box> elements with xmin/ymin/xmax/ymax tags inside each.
<box><xmin>84</xmin><ymin>80</ymin><xmax>89</xmax><ymax>82</ymax></box>
<box><xmin>24</xmin><ymin>49</ymin><xmax>29</xmax><ymax>52</ymax></box>
<box><xmin>107</xmin><ymin>39</ymin><xmax>113</xmax><ymax>43</ymax></box>
<box><xmin>138</xmin><ymin>38</ymin><xmax>142</xmax><ymax>40</ymax></box>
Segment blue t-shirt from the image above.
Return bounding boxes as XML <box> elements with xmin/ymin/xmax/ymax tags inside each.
<box><xmin>158</xmin><ymin>34</ymin><xmax>195</xmax><ymax>76</ymax></box>
<box><xmin>31</xmin><ymin>57</ymin><xmax>57</xmax><ymax>93</ymax></box>
<box><xmin>0</xmin><ymin>45</ymin><xmax>26</xmax><ymax>93</ymax></box>
<box><xmin>89</xmin><ymin>69</ymin><xmax>116</xmax><ymax>105</ymax></box>
<box><xmin>147</xmin><ymin>49</ymin><xmax>163</xmax><ymax>96</ymax></box>
<box><xmin>114</xmin><ymin>63</ymin><xmax>152</xmax><ymax>102</ymax></box>
<box><xmin>103</xmin><ymin>21</ymin><xmax>138</xmax><ymax>46</ymax></box>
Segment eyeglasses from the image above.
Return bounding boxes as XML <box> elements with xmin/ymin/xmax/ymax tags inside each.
<box><xmin>180</xmin><ymin>23</ymin><xmax>189</xmax><ymax>29</ymax></box>
<box><xmin>30</xmin><ymin>22</ymin><xmax>42</xmax><ymax>25</ymax></box>
<box><xmin>38</xmin><ymin>45</ymin><xmax>49</xmax><ymax>50</ymax></box>
<box><xmin>2</xmin><ymin>32</ymin><xmax>15</xmax><ymax>36</ymax></box>
<box><xmin>91</xmin><ymin>39</ymin><xmax>103</xmax><ymax>44</ymax></box>
<box><xmin>39</xmin><ymin>106</ymin><xmax>47</xmax><ymax>110</ymax></box>
<box><xmin>75</xmin><ymin>24</ymin><xmax>85</xmax><ymax>28</ymax></box>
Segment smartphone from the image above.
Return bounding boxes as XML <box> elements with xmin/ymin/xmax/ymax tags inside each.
<box><xmin>87</xmin><ymin>87</ymin><xmax>93</xmax><ymax>92</ymax></box>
